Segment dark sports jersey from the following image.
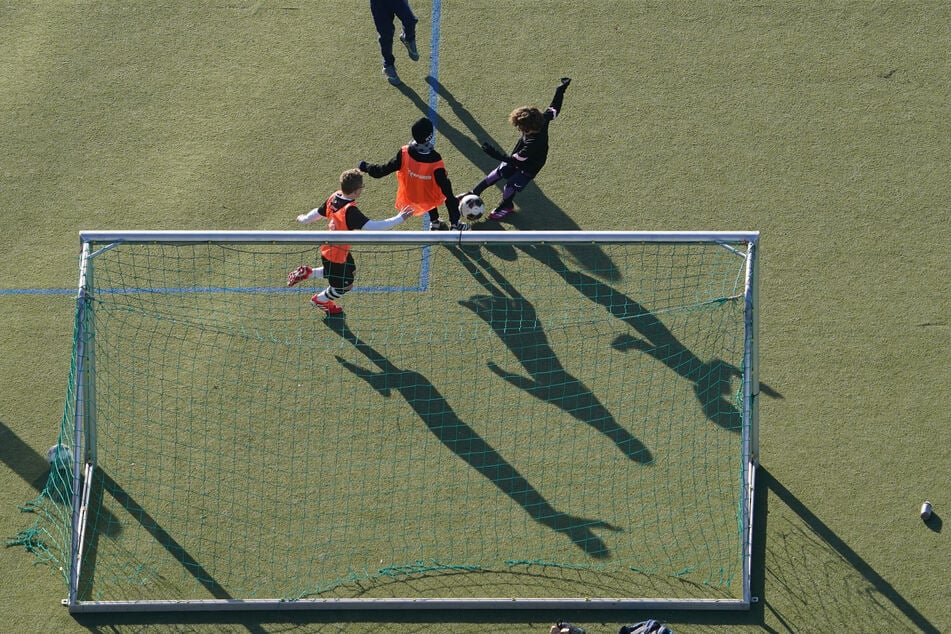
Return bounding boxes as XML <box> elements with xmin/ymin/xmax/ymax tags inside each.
<box><xmin>508</xmin><ymin>84</ymin><xmax>565</xmax><ymax>174</ymax></box>
<box><xmin>510</xmin><ymin>110</ymin><xmax>555</xmax><ymax>175</ymax></box>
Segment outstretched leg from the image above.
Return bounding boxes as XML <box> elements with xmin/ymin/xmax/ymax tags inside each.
<box><xmin>472</xmin><ymin>162</ymin><xmax>514</xmax><ymax>196</ymax></box>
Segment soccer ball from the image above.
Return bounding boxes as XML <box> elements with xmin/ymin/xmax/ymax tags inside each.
<box><xmin>459</xmin><ymin>194</ymin><xmax>485</xmax><ymax>221</ymax></box>
<box><xmin>46</xmin><ymin>444</ymin><xmax>73</xmax><ymax>470</ymax></box>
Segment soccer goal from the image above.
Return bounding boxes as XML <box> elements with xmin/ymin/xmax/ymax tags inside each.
<box><xmin>20</xmin><ymin>229</ymin><xmax>759</xmax><ymax>612</ymax></box>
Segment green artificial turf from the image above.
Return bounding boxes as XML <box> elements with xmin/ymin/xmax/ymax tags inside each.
<box><xmin>1</xmin><ymin>1</ymin><xmax>947</xmax><ymax>632</ymax></box>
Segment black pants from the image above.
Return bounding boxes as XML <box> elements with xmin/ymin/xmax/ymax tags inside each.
<box><xmin>370</xmin><ymin>0</ymin><xmax>418</xmax><ymax>67</ymax></box>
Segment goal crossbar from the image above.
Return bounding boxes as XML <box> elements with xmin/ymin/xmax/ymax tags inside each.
<box><xmin>80</xmin><ymin>229</ymin><xmax>759</xmax><ymax>245</ymax></box>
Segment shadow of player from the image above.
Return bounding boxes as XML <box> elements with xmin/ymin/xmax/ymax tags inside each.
<box><xmin>448</xmin><ymin>246</ymin><xmax>652</xmax><ymax>463</ymax></box>
<box><xmin>323</xmin><ymin>318</ymin><xmax>621</xmax><ymax>559</ymax></box>
<box><xmin>512</xmin><ymin>243</ymin><xmax>783</xmax><ymax>429</ymax></box>
<box><xmin>536</xmin><ymin>259</ymin><xmax>781</xmax><ymax>431</ymax></box>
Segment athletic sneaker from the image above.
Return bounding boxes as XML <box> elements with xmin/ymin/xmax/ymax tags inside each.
<box><xmin>451</xmin><ymin>222</ymin><xmax>470</xmax><ymax>231</ymax></box>
<box><xmin>287</xmin><ymin>265</ymin><xmax>312</xmax><ymax>287</ymax></box>
<box><xmin>399</xmin><ymin>33</ymin><xmax>419</xmax><ymax>61</ymax></box>
<box><xmin>310</xmin><ymin>295</ymin><xmax>343</xmax><ymax>315</ymax></box>
<box><xmin>429</xmin><ymin>219</ymin><xmax>449</xmax><ymax>231</ymax></box>
<box><xmin>382</xmin><ymin>64</ymin><xmax>401</xmax><ymax>86</ymax></box>
<box><xmin>488</xmin><ymin>204</ymin><xmax>515</xmax><ymax>221</ymax></box>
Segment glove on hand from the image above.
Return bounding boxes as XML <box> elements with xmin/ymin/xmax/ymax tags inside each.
<box><xmin>560</xmin><ymin>77</ymin><xmax>571</xmax><ymax>88</ymax></box>
<box><xmin>358</xmin><ymin>160</ymin><xmax>368</xmax><ymax>172</ymax></box>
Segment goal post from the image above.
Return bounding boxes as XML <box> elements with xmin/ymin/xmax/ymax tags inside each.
<box><xmin>22</xmin><ymin>230</ymin><xmax>759</xmax><ymax>612</ymax></box>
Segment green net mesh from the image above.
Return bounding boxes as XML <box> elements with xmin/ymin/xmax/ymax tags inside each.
<box><xmin>15</xmin><ymin>236</ymin><xmax>753</xmax><ymax>605</ymax></box>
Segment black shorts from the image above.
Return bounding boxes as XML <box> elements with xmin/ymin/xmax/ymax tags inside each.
<box><xmin>322</xmin><ymin>253</ymin><xmax>356</xmax><ymax>289</ymax></box>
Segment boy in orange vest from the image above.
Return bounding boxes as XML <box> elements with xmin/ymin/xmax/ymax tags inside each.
<box><xmin>286</xmin><ymin>169</ymin><xmax>413</xmax><ymax>315</ymax></box>
<box><xmin>358</xmin><ymin>117</ymin><xmax>469</xmax><ymax>231</ymax></box>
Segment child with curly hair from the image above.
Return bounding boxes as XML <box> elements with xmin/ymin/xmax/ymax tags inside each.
<box><xmin>469</xmin><ymin>77</ymin><xmax>571</xmax><ymax>220</ymax></box>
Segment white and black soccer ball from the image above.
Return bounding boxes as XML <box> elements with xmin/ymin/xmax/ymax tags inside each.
<box><xmin>46</xmin><ymin>443</ymin><xmax>73</xmax><ymax>471</ymax></box>
<box><xmin>459</xmin><ymin>194</ymin><xmax>485</xmax><ymax>221</ymax></box>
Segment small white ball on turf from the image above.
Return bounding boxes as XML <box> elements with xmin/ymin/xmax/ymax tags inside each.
<box><xmin>46</xmin><ymin>444</ymin><xmax>73</xmax><ymax>470</ymax></box>
<box><xmin>459</xmin><ymin>194</ymin><xmax>486</xmax><ymax>221</ymax></box>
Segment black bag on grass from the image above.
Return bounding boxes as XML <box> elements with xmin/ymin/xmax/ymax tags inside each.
<box><xmin>618</xmin><ymin>621</ymin><xmax>673</xmax><ymax>634</ymax></box>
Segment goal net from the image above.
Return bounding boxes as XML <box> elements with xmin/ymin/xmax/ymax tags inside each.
<box><xmin>16</xmin><ymin>230</ymin><xmax>759</xmax><ymax>611</ymax></box>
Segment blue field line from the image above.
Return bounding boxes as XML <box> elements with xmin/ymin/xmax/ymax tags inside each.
<box><xmin>416</xmin><ymin>0</ymin><xmax>443</xmax><ymax>293</ymax></box>
<box><xmin>0</xmin><ymin>288</ymin><xmax>77</xmax><ymax>296</ymax></box>
<box><xmin>0</xmin><ymin>267</ymin><xmax>430</xmax><ymax>297</ymax></box>
<box><xmin>117</xmin><ymin>285</ymin><xmax>424</xmax><ymax>295</ymax></box>
<box><xmin>0</xmin><ymin>3</ymin><xmax>445</xmax><ymax>300</ymax></box>
<box><xmin>0</xmin><ymin>285</ymin><xmax>426</xmax><ymax>296</ymax></box>
<box><xmin>428</xmin><ymin>0</ymin><xmax>442</xmax><ymax>122</ymax></box>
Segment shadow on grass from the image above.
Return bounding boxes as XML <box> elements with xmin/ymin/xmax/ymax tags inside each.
<box><xmin>77</xmin><ymin>471</ymin><xmax>277</xmax><ymax>632</ymax></box>
<box><xmin>515</xmin><ymin>245</ymin><xmax>783</xmax><ymax>432</ymax></box>
<box><xmin>71</xmin><ymin>467</ymin><xmax>938</xmax><ymax>632</ymax></box>
<box><xmin>0</xmin><ymin>419</ymin><xmax>56</xmax><ymax>493</ymax></box>
<box><xmin>72</xmin><ymin>474</ymin><xmax>767</xmax><ymax>631</ymax></box>
<box><xmin>447</xmin><ymin>245</ymin><xmax>652</xmax><ymax>463</ymax></box>
<box><xmin>924</xmin><ymin>511</ymin><xmax>942</xmax><ymax>533</ymax></box>
<box><xmin>323</xmin><ymin>316</ymin><xmax>622</xmax><ymax>559</ymax></box>
<box><xmin>3</xmin><ymin>419</ymin><xmax>120</xmax><ymax>556</ymax></box>
<box><xmin>96</xmin><ymin>470</ymin><xmax>233</xmax><ymax>602</ymax></box>
<box><xmin>756</xmin><ymin>467</ymin><xmax>941</xmax><ymax>633</ymax></box>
